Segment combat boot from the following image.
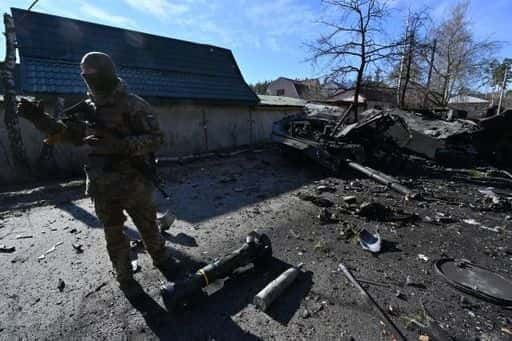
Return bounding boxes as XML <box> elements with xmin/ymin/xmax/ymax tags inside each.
<box><xmin>153</xmin><ymin>246</ymin><xmax>178</xmax><ymax>280</ymax></box>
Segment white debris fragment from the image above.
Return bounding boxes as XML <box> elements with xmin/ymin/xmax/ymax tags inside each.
<box><xmin>478</xmin><ymin>188</ymin><xmax>500</xmax><ymax>204</ymax></box>
<box><xmin>479</xmin><ymin>225</ymin><xmax>502</xmax><ymax>233</ymax></box>
<box><xmin>418</xmin><ymin>254</ymin><xmax>429</xmax><ymax>262</ymax></box>
<box><xmin>463</xmin><ymin>219</ymin><xmax>480</xmax><ymax>225</ymax></box>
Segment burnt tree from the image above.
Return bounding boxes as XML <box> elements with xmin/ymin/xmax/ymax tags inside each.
<box><xmin>1</xmin><ymin>13</ymin><xmax>30</xmax><ymax>176</ymax></box>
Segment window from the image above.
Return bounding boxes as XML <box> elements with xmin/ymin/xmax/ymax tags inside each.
<box><xmin>276</xmin><ymin>89</ymin><xmax>285</xmax><ymax>96</ymax></box>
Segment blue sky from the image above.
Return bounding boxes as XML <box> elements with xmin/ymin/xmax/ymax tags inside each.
<box><xmin>1</xmin><ymin>0</ymin><xmax>511</xmax><ymax>84</ymax></box>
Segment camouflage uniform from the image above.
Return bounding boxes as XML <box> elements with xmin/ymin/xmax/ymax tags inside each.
<box><xmin>22</xmin><ymin>80</ymin><xmax>169</xmax><ymax>284</ymax></box>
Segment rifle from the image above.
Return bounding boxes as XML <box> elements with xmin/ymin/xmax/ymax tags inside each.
<box><xmin>62</xmin><ymin>99</ymin><xmax>171</xmax><ymax>199</ymax></box>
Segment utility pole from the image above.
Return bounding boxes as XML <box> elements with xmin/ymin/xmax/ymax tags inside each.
<box><xmin>497</xmin><ymin>64</ymin><xmax>509</xmax><ymax>115</ymax></box>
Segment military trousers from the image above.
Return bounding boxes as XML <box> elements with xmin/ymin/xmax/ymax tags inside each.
<box><xmin>91</xmin><ymin>174</ymin><xmax>167</xmax><ymax>282</ymax></box>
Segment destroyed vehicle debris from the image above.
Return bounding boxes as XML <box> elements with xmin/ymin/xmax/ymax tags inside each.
<box><xmin>434</xmin><ymin>258</ymin><xmax>512</xmax><ymax>306</ymax></box>
<box><xmin>272</xmin><ymin>109</ymin><xmax>417</xmax><ymax>197</ymax></box>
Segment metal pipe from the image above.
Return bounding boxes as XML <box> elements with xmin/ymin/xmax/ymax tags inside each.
<box><xmin>346</xmin><ymin>160</ymin><xmax>416</xmax><ymax>197</ymax></box>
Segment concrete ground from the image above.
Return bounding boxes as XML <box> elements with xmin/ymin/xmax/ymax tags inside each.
<box><xmin>0</xmin><ymin>147</ymin><xmax>511</xmax><ymax>340</ymax></box>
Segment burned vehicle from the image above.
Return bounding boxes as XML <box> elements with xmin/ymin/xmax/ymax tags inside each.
<box><xmin>272</xmin><ymin>107</ymin><xmax>411</xmax><ymax>170</ymax></box>
<box><xmin>272</xmin><ymin>107</ymin><xmax>416</xmax><ymax>197</ymax></box>
<box><xmin>273</xmin><ymin>105</ymin><xmax>512</xmax><ymax>173</ymax></box>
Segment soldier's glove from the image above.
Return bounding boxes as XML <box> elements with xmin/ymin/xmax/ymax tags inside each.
<box><xmin>83</xmin><ymin>134</ymin><xmax>128</xmax><ymax>154</ymax></box>
<box><xmin>17</xmin><ymin>98</ymin><xmax>45</xmax><ymax>121</ymax></box>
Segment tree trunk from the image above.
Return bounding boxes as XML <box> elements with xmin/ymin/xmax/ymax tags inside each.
<box><xmin>423</xmin><ymin>39</ymin><xmax>436</xmax><ymax>108</ymax></box>
<box><xmin>400</xmin><ymin>32</ymin><xmax>414</xmax><ymax>109</ymax></box>
<box><xmin>1</xmin><ymin>13</ymin><xmax>31</xmax><ymax>177</ymax></box>
<box><xmin>353</xmin><ymin>62</ymin><xmax>365</xmax><ymax>122</ymax></box>
<box><xmin>37</xmin><ymin>97</ymin><xmax>63</xmax><ymax>177</ymax></box>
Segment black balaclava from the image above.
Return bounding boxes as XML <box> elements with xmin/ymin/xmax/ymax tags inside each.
<box><xmin>80</xmin><ymin>52</ymin><xmax>119</xmax><ymax>96</ymax></box>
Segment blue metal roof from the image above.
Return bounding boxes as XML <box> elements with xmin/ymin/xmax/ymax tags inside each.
<box><xmin>11</xmin><ymin>8</ymin><xmax>258</xmax><ymax>104</ymax></box>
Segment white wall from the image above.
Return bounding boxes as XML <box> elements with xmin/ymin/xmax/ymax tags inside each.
<box><xmin>0</xmin><ymin>101</ymin><xmax>301</xmax><ymax>184</ymax></box>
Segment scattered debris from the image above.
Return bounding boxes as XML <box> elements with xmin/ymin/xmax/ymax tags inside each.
<box><xmin>57</xmin><ymin>279</ymin><xmax>65</xmax><ymax>292</ymax></box>
<box><xmin>338</xmin><ymin>262</ymin><xmax>407</xmax><ymax>341</ymax></box>
<box><xmin>317</xmin><ymin>208</ymin><xmax>338</xmax><ymax>224</ymax></box>
<box><xmin>357</xmin><ymin>202</ymin><xmax>390</xmax><ymax>221</ymax></box>
<box><xmin>434</xmin><ymin>212</ymin><xmax>457</xmax><ymax>224</ymax></box>
<box><xmin>358</xmin><ymin>229</ymin><xmax>382</xmax><ymax>253</ymax></box>
<box><xmin>395</xmin><ymin>290</ymin><xmax>406</xmax><ymax>300</ymax></box>
<box><xmin>15</xmin><ymin>234</ymin><xmax>33</xmax><ymax>239</ymax></box>
<box><xmin>289</xmin><ymin>230</ymin><xmax>301</xmax><ymax>239</ymax></box>
<box><xmin>313</xmin><ymin>240</ymin><xmax>331</xmax><ymax>253</ymax></box>
<box><xmin>434</xmin><ymin>258</ymin><xmax>512</xmax><ymax>306</ymax></box>
<box><xmin>253</xmin><ymin>263</ymin><xmax>303</xmax><ymax>311</ymax></box>
<box><xmin>463</xmin><ymin>218</ymin><xmax>480</xmax><ymax>225</ymax></box>
<box><xmin>405</xmin><ymin>275</ymin><xmax>426</xmax><ymax>289</ymax></box>
<box><xmin>72</xmin><ymin>243</ymin><xmax>83</xmax><ymax>253</ymax></box>
<box><xmin>296</xmin><ymin>192</ymin><xmax>334</xmax><ymax>207</ymax></box>
<box><xmin>418</xmin><ymin>254</ymin><xmax>430</xmax><ymax>262</ymax></box>
<box><xmin>39</xmin><ymin>241</ymin><xmax>65</xmax><ymax>260</ymax></box>
<box><xmin>0</xmin><ymin>245</ymin><xmax>15</xmax><ymax>253</ymax></box>
<box><xmin>342</xmin><ymin>196</ymin><xmax>357</xmax><ymax>204</ymax></box>
<box><xmin>85</xmin><ymin>282</ymin><xmax>108</xmax><ymax>298</ymax></box>
<box><xmin>459</xmin><ymin>295</ymin><xmax>480</xmax><ymax>309</ymax></box>
<box><xmin>316</xmin><ymin>185</ymin><xmax>336</xmax><ymax>193</ymax></box>
<box><xmin>479</xmin><ymin>225</ymin><xmax>502</xmax><ymax>233</ymax></box>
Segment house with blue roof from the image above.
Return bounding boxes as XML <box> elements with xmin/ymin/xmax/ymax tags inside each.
<box><xmin>0</xmin><ymin>8</ymin><xmax>302</xmax><ymax>182</ymax></box>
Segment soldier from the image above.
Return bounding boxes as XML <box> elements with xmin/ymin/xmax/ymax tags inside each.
<box><xmin>17</xmin><ymin>52</ymin><xmax>172</xmax><ymax>295</ymax></box>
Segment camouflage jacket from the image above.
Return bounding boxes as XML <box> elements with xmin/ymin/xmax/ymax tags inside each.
<box><xmin>31</xmin><ymin>80</ymin><xmax>164</xmax><ymax>197</ymax></box>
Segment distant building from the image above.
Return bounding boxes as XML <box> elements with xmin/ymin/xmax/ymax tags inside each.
<box><xmin>320</xmin><ymin>80</ymin><xmax>341</xmax><ymax>98</ymax></box>
<box><xmin>323</xmin><ymin>89</ymin><xmax>367</xmax><ymax>112</ymax></box>
<box><xmin>323</xmin><ymin>87</ymin><xmax>397</xmax><ymax>111</ymax></box>
<box><xmin>448</xmin><ymin>95</ymin><xmax>489</xmax><ymax>118</ymax></box>
<box><xmin>266</xmin><ymin>77</ymin><xmax>322</xmax><ymax>100</ymax></box>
